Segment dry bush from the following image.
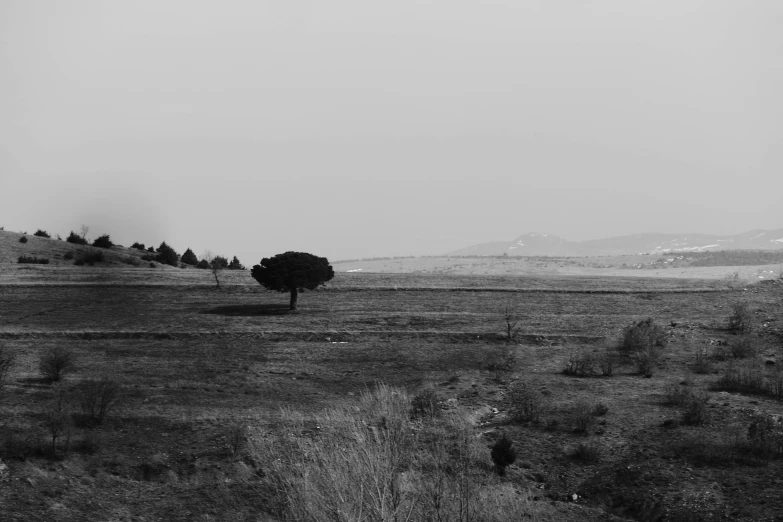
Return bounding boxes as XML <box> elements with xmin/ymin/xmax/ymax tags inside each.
<box><xmin>747</xmin><ymin>412</ymin><xmax>783</xmax><ymax>460</ymax></box>
<box><xmin>635</xmin><ymin>346</ymin><xmax>661</xmax><ymax>376</ymax></box>
<box><xmin>620</xmin><ymin>318</ymin><xmax>666</xmax><ymax>356</ymax></box>
<box><xmin>43</xmin><ymin>388</ymin><xmax>74</xmax><ymax>457</ymax></box>
<box><xmin>768</xmin><ymin>367</ymin><xmax>783</xmax><ymax>400</ymax></box>
<box><xmin>592</xmin><ymin>402</ymin><xmax>609</xmax><ymax>416</ymax></box>
<box><xmin>78</xmin><ymin>376</ymin><xmax>122</xmax><ymax>425</ymax></box>
<box><xmin>681</xmin><ymin>392</ymin><xmax>711</xmax><ymax>426</ymax></box>
<box><xmin>730</xmin><ymin>334</ymin><xmax>758</xmax><ymax>359</ymax></box>
<box><xmin>562</xmin><ymin>347</ymin><xmax>596</xmax><ymax>377</ymax></box>
<box><xmin>39</xmin><ymin>346</ymin><xmax>77</xmax><ymax>383</ymax></box>
<box><xmin>483</xmin><ymin>347</ymin><xmax>516</xmax><ymax>380</ymax></box>
<box><xmin>225</xmin><ymin>423</ymin><xmax>248</xmax><ymax>459</ymax></box>
<box><xmin>506</xmin><ymin>379</ymin><xmax>546</xmax><ymax>423</ymax></box>
<box><xmin>693</xmin><ymin>348</ymin><xmax>713</xmax><ymax>374</ymax></box>
<box><xmin>501</xmin><ymin>302</ymin><xmax>520</xmax><ymax>342</ymax></box>
<box><xmin>572</xmin><ymin>401</ymin><xmax>595</xmax><ymax>433</ymax></box>
<box><xmin>729</xmin><ymin>302</ymin><xmax>754</xmax><ymax>335</ymax></box>
<box><xmin>714</xmin><ymin>360</ymin><xmax>766</xmax><ymax>395</ymax></box>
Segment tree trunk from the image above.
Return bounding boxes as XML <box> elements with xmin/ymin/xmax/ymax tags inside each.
<box><xmin>289</xmin><ymin>287</ymin><xmax>298</xmax><ymax>311</ymax></box>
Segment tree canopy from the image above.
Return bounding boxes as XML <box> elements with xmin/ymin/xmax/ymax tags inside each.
<box><xmin>250</xmin><ymin>251</ymin><xmax>334</xmax><ymax>310</ymax></box>
<box><xmin>155</xmin><ymin>242</ymin><xmax>180</xmax><ymax>267</ymax></box>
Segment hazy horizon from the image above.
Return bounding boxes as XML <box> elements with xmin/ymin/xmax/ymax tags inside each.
<box><xmin>2</xmin><ymin>1</ymin><xmax>782</xmax><ymax>264</ymax></box>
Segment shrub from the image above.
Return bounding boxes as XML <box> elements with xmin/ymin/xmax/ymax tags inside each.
<box><xmin>507</xmin><ymin>379</ymin><xmax>545</xmax><ymax>423</ymax></box>
<box><xmin>63</xmin><ymin>251</ymin><xmax>74</xmax><ymax>260</ymax></box>
<box><xmin>123</xmin><ymin>255</ymin><xmax>140</xmax><ymax>266</ymax></box>
<box><xmin>681</xmin><ymin>392</ymin><xmax>711</xmax><ymax>426</ymax></box>
<box><xmin>563</xmin><ymin>347</ymin><xmax>596</xmax><ymax>377</ymax></box>
<box><xmin>147</xmin><ymin>246</ymin><xmax>155</xmax><ymax>253</ymax></box>
<box><xmin>620</xmin><ymin>318</ymin><xmax>666</xmax><ymax>356</ymax></box>
<box><xmin>131</xmin><ymin>242</ymin><xmax>146</xmax><ymax>251</ymax></box>
<box><xmin>39</xmin><ymin>347</ymin><xmax>77</xmax><ymax>382</ymax></box>
<box><xmin>0</xmin><ymin>344</ymin><xmax>15</xmax><ymax>392</ymax></box>
<box><xmin>17</xmin><ymin>256</ymin><xmax>49</xmax><ymax>264</ymax></box>
<box><xmin>490</xmin><ymin>434</ymin><xmax>517</xmax><ymax>475</ymax></box>
<box><xmin>729</xmin><ymin>302</ymin><xmax>753</xmax><ymax>334</ymax></box>
<box><xmin>211</xmin><ymin>255</ymin><xmax>229</xmax><ymax>269</ymax></box>
<box><xmin>181</xmin><ymin>248</ymin><xmax>198</xmax><ymax>265</ymax></box>
<box><xmin>18</xmin><ymin>236</ymin><xmax>27</xmax><ymax>243</ymax></box>
<box><xmin>228</xmin><ymin>256</ymin><xmax>245</xmax><ymax>270</ymax></box>
<box><xmin>225</xmin><ymin>424</ymin><xmax>249</xmax><ymax>459</ymax></box>
<box><xmin>196</xmin><ymin>259</ymin><xmax>210</xmax><ymax>269</ymax></box>
<box><xmin>411</xmin><ymin>388</ymin><xmax>440</xmax><ymax>419</ymax></box>
<box><xmin>155</xmin><ymin>242</ymin><xmax>179</xmax><ymax>267</ymax></box>
<box><xmin>34</xmin><ymin>229</ymin><xmax>50</xmax><ymax>238</ymax></box>
<box><xmin>75</xmin><ymin>250</ymin><xmax>105</xmax><ymax>266</ymax></box>
<box><xmin>78</xmin><ymin>376</ymin><xmax>122</xmax><ymax>425</ymax></box>
<box><xmin>730</xmin><ymin>334</ymin><xmax>758</xmax><ymax>359</ymax></box>
<box><xmin>571</xmin><ymin>441</ymin><xmax>601</xmax><ymax>463</ymax></box>
<box><xmin>66</xmin><ymin>231</ymin><xmax>88</xmax><ymax>245</ymax></box>
<box><xmin>768</xmin><ymin>367</ymin><xmax>783</xmax><ymax>400</ymax></box>
<box><xmin>92</xmin><ymin>234</ymin><xmax>114</xmax><ymax>249</ymax></box>
<box><xmin>149</xmin><ymin>262</ymin><xmax>155</xmax><ymax>268</ymax></box>
<box><xmin>593</xmin><ymin>402</ymin><xmax>609</xmax><ymax>416</ymax></box>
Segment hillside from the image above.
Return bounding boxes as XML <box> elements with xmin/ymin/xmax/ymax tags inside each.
<box><xmin>448</xmin><ymin>229</ymin><xmax>783</xmax><ymax>257</ymax></box>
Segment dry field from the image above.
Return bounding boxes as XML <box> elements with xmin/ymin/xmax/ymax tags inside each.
<box><xmin>1</xmin><ymin>260</ymin><xmax>783</xmax><ymax>521</ymax></box>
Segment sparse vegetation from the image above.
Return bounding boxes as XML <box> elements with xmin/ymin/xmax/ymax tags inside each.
<box><xmin>410</xmin><ymin>387</ymin><xmax>440</xmax><ymax>419</ymax></box>
<box><xmin>63</xmin><ymin>251</ymin><xmax>74</xmax><ymax>260</ymax></box>
<box><xmin>571</xmin><ymin>440</ymin><xmax>601</xmax><ymax>463</ymax></box>
<box><xmin>563</xmin><ymin>346</ymin><xmax>596</xmax><ymax>377</ymax></box>
<box><xmin>572</xmin><ymin>401</ymin><xmax>596</xmax><ymax>433</ymax></box>
<box><xmin>730</xmin><ymin>334</ymin><xmax>758</xmax><ymax>359</ymax></box>
<box><xmin>78</xmin><ymin>376</ymin><xmax>122</xmax><ymax>425</ymax></box>
<box><xmin>18</xmin><ymin>235</ymin><xmax>27</xmax><ymax>243</ymax></box>
<box><xmin>0</xmin><ymin>344</ymin><xmax>15</xmax><ymax>393</ymax></box>
<box><xmin>693</xmin><ymin>348</ymin><xmax>712</xmax><ymax>374</ymax></box>
<box><xmin>34</xmin><ymin>229</ymin><xmax>51</xmax><ymax>238</ymax></box>
<box><xmin>39</xmin><ymin>347</ymin><xmax>77</xmax><ymax>383</ymax></box>
<box><xmin>502</xmin><ymin>302</ymin><xmax>520</xmax><ymax>342</ymax></box>
<box><xmin>74</xmin><ymin>250</ymin><xmax>105</xmax><ymax>266</ymax></box>
<box><xmin>43</xmin><ymin>388</ymin><xmax>73</xmax><ymax>457</ymax></box>
<box><xmin>729</xmin><ymin>302</ymin><xmax>754</xmax><ymax>334</ymax></box>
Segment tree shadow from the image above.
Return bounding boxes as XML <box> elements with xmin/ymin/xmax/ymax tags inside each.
<box><xmin>201</xmin><ymin>304</ymin><xmax>291</xmax><ymax>316</ymax></box>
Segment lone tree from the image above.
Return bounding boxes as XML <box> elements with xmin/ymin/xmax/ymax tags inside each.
<box><xmin>251</xmin><ymin>251</ymin><xmax>334</xmax><ymax>311</ymax></box>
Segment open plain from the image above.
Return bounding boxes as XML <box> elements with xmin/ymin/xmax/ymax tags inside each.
<box><xmin>1</xmin><ymin>254</ymin><xmax>783</xmax><ymax>521</ymax></box>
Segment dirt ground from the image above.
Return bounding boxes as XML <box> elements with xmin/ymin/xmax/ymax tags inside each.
<box><xmin>1</xmin><ymin>267</ymin><xmax>782</xmax><ymax>520</ymax></box>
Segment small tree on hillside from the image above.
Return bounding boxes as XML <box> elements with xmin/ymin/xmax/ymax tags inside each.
<box><xmin>155</xmin><ymin>242</ymin><xmax>180</xmax><ymax>267</ymax></box>
<box><xmin>131</xmin><ymin>242</ymin><xmax>146</xmax><ymax>251</ymax></box>
<box><xmin>196</xmin><ymin>259</ymin><xmax>210</xmax><ymax>269</ymax></box>
<box><xmin>250</xmin><ymin>252</ymin><xmax>334</xmax><ymax>311</ymax></box>
<box><xmin>228</xmin><ymin>256</ymin><xmax>245</xmax><ymax>270</ymax></box>
<box><xmin>92</xmin><ymin>234</ymin><xmax>114</xmax><ymax>249</ymax></box>
<box><xmin>34</xmin><ymin>229</ymin><xmax>51</xmax><ymax>238</ymax></box>
<box><xmin>181</xmin><ymin>248</ymin><xmax>198</xmax><ymax>266</ymax></box>
<box><xmin>203</xmin><ymin>251</ymin><xmax>227</xmax><ymax>288</ymax></box>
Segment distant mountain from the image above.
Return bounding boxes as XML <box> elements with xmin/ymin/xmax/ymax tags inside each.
<box><xmin>447</xmin><ymin>229</ymin><xmax>783</xmax><ymax>257</ymax></box>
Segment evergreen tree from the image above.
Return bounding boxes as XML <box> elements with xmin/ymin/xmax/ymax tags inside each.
<box><xmin>228</xmin><ymin>256</ymin><xmax>245</xmax><ymax>270</ymax></box>
<box><xmin>181</xmin><ymin>248</ymin><xmax>198</xmax><ymax>265</ymax></box>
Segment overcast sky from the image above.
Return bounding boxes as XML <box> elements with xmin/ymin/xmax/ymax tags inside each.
<box><xmin>2</xmin><ymin>1</ymin><xmax>781</xmax><ymax>262</ymax></box>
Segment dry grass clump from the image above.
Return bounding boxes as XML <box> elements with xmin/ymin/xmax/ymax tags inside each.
<box><xmin>729</xmin><ymin>334</ymin><xmax>758</xmax><ymax>359</ymax></box>
<box><xmin>484</xmin><ymin>346</ymin><xmax>517</xmax><ymax>381</ymax></box>
<box><xmin>410</xmin><ymin>387</ymin><xmax>440</xmax><ymax>419</ymax></box>
<box><xmin>250</xmin><ymin>384</ymin><xmax>541</xmax><ymax>522</ymax></box>
<box><xmin>570</xmin><ymin>440</ymin><xmax>602</xmax><ymax>463</ymax></box>
<box><xmin>693</xmin><ymin>348</ymin><xmax>713</xmax><ymax>374</ymax></box>
<box><xmin>0</xmin><ymin>343</ymin><xmax>15</xmax><ymax>393</ymax></box>
<box><xmin>680</xmin><ymin>391</ymin><xmax>711</xmax><ymax>426</ymax></box>
<box><xmin>562</xmin><ymin>347</ymin><xmax>596</xmax><ymax>377</ymax></box>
